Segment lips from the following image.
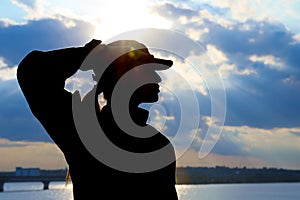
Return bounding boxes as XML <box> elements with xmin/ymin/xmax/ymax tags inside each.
<box><xmin>151</xmin><ymin>83</ymin><xmax>160</xmax><ymax>93</ymax></box>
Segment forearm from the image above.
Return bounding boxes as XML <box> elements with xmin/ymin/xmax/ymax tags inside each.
<box><xmin>17</xmin><ymin>39</ymin><xmax>101</xmax><ymax>92</ymax></box>
<box><xmin>17</xmin><ymin>43</ymin><xmax>99</xmax><ymax>119</ymax></box>
<box><xmin>17</xmin><ymin>47</ymin><xmax>86</xmax><ymax>87</ymax></box>
<box><xmin>17</xmin><ymin>49</ymin><xmax>78</xmax><ymax>119</ymax></box>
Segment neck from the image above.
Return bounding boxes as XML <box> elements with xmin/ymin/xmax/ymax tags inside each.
<box><xmin>105</xmin><ymin>101</ymin><xmax>149</xmax><ymax>126</ymax></box>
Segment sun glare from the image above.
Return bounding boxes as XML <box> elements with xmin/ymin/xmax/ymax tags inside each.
<box><xmin>92</xmin><ymin>0</ymin><xmax>172</xmax><ymax>40</ymax></box>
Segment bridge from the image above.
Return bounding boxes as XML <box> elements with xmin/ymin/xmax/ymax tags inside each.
<box><xmin>0</xmin><ymin>175</ymin><xmax>68</xmax><ymax>192</ymax></box>
<box><xmin>0</xmin><ymin>167</ymin><xmax>69</xmax><ymax>192</ymax></box>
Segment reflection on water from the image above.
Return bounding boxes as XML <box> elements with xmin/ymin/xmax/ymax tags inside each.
<box><xmin>4</xmin><ymin>182</ymin><xmax>73</xmax><ymax>192</ymax></box>
<box><xmin>1</xmin><ymin>182</ymin><xmax>299</xmax><ymax>200</ymax></box>
<box><xmin>2</xmin><ymin>182</ymin><xmax>73</xmax><ymax>200</ymax></box>
<box><xmin>176</xmin><ymin>183</ymin><xmax>300</xmax><ymax>200</ymax></box>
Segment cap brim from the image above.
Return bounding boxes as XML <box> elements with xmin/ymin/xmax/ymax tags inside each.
<box><xmin>152</xmin><ymin>58</ymin><xmax>173</xmax><ymax>70</ymax></box>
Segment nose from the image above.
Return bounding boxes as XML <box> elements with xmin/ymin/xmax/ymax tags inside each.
<box><xmin>138</xmin><ymin>69</ymin><xmax>162</xmax><ymax>84</ymax></box>
<box><xmin>153</xmin><ymin>72</ymin><xmax>162</xmax><ymax>84</ymax></box>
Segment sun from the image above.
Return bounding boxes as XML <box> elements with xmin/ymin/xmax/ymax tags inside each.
<box><xmin>91</xmin><ymin>0</ymin><xmax>172</xmax><ymax>40</ymax></box>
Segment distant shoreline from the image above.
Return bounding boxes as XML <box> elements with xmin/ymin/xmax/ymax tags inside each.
<box><xmin>176</xmin><ymin>180</ymin><xmax>300</xmax><ymax>185</ymax></box>
<box><xmin>176</xmin><ymin>166</ymin><xmax>300</xmax><ymax>185</ymax></box>
<box><xmin>1</xmin><ymin>166</ymin><xmax>300</xmax><ymax>185</ymax></box>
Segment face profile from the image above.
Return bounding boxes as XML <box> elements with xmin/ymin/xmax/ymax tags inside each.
<box><xmin>132</xmin><ymin>82</ymin><xmax>161</xmax><ymax>104</ymax></box>
<box><xmin>96</xmin><ymin>40</ymin><xmax>171</xmax><ymax>107</ymax></box>
<box><xmin>101</xmin><ymin>63</ymin><xmax>163</xmax><ymax>105</ymax></box>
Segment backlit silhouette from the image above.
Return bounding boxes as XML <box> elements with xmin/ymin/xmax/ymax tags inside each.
<box><xmin>17</xmin><ymin>39</ymin><xmax>178</xmax><ymax>199</ymax></box>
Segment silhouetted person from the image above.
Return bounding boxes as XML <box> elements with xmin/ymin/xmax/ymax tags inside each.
<box><xmin>17</xmin><ymin>39</ymin><xmax>178</xmax><ymax>199</ymax></box>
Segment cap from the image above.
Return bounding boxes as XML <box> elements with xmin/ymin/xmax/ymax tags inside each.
<box><xmin>106</xmin><ymin>40</ymin><xmax>173</xmax><ymax>71</ymax></box>
<box><xmin>95</xmin><ymin>40</ymin><xmax>173</xmax><ymax>96</ymax></box>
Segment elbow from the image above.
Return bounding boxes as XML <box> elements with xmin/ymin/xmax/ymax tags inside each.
<box><xmin>17</xmin><ymin>50</ymin><xmax>42</xmax><ymax>86</ymax></box>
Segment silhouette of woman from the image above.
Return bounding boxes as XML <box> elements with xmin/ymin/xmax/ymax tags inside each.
<box><xmin>17</xmin><ymin>39</ymin><xmax>178</xmax><ymax>200</ymax></box>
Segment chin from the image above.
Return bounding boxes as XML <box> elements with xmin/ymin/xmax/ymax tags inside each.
<box><xmin>147</xmin><ymin>95</ymin><xmax>159</xmax><ymax>103</ymax></box>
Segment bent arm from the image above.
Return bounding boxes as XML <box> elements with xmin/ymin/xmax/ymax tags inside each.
<box><xmin>17</xmin><ymin>40</ymin><xmax>101</xmax><ymax>119</ymax></box>
<box><xmin>17</xmin><ymin>40</ymin><xmax>101</xmax><ymax>150</ymax></box>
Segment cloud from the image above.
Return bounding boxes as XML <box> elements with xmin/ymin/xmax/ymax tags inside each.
<box><xmin>206</xmin><ymin>0</ymin><xmax>300</xmax><ymax>32</ymax></box>
<box><xmin>0</xmin><ymin>57</ymin><xmax>8</xmax><ymax>68</ymax></box>
<box><xmin>206</xmin><ymin>44</ymin><xmax>228</xmax><ymax>64</ymax></box>
<box><xmin>145</xmin><ymin>2</ymin><xmax>300</xmax><ymax>166</ymax></box>
<box><xmin>0</xmin><ymin>138</ymin><xmax>66</xmax><ymax>171</ymax></box>
<box><xmin>0</xmin><ymin>17</ymin><xmax>95</xmax><ymax>68</ymax></box>
<box><xmin>282</xmin><ymin>75</ymin><xmax>300</xmax><ymax>86</ymax></box>
<box><xmin>0</xmin><ymin>79</ymin><xmax>51</xmax><ymax>142</ymax></box>
<box><xmin>292</xmin><ymin>34</ymin><xmax>300</xmax><ymax>43</ymax></box>
<box><xmin>220</xmin><ymin>63</ymin><xmax>257</xmax><ymax>77</ymax></box>
<box><xmin>216</xmin><ymin>126</ymin><xmax>300</xmax><ymax>168</ymax></box>
<box><xmin>249</xmin><ymin>54</ymin><xmax>285</xmax><ymax>70</ymax></box>
<box><xmin>0</xmin><ymin>18</ymin><xmax>21</xmax><ymax>27</ymax></box>
<box><xmin>0</xmin><ymin>58</ymin><xmax>17</xmax><ymax>81</ymax></box>
<box><xmin>208</xmin><ymin>0</ymin><xmax>265</xmax><ymax>22</ymax></box>
<box><xmin>177</xmin><ymin>149</ymin><xmax>270</xmax><ymax>169</ymax></box>
<box><xmin>151</xmin><ymin>2</ymin><xmax>197</xmax><ymax>20</ymax></box>
<box><xmin>12</xmin><ymin>0</ymin><xmax>39</xmax><ymax>10</ymax></box>
<box><xmin>0</xmin><ymin>66</ymin><xmax>17</xmax><ymax>81</ymax></box>
<box><xmin>11</xmin><ymin>0</ymin><xmax>45</xmax><ymax>19</ymax></box>
<box><xmin>185</xmin><ymin>27</ymin><xmax>209</xmax><ymax>41</ymax></box>
<box><xmin>64</xmin><ymin>69</ymin><xmax>97</xmax><ymax>99</ymax></box>
<box><xmin>180</xmin><ymin>124</ymin><xmax>300</xmax><ymax>169</ymax></box>
<box><xmin>152</xmin><ymin>2</ymin><xmax>300</xmax><ymax>128</ymax></box>
<box><xmin>1</xmin><ymin>0</ymin><xmax>300</xmax><ymax>171</ymax></box>
<box><xmin>0</xmin><ymin>14</ymin><xmax>96</xmax><ymax>142</ymax></box>
<box><xmin>160</xmin><ymin>57</ymin><xmax>209</xmax><ymax>96</ymax></box>
<box><xmin>153</xmin><ymin>2</ymin><xmax>300</xmax><ymax>72</ymax></box>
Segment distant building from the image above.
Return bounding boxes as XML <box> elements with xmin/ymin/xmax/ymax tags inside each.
<box><xmin>40</xmin><ymin>168</ymin><xmax>68</xmax><ymax>177</ymax></box>
<box><xmin>15</xmin><ymin>167</ymin><xmax>40</xmax><ymax>176</ymax></box>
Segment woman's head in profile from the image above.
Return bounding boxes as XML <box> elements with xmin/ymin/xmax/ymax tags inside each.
<box><xmin>96</xmin><ymin>40</ymin><xmax>173</xmax><ymax>107</ymax></box>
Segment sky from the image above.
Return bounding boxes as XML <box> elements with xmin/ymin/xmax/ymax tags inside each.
<box><xmin>0</xmin><ymin>0</ymin><xmax>300</xmax><ymax>171</ymax></box>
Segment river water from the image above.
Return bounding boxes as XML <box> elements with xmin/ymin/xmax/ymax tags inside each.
<box><xmin>0</xmin><ymin>182</ymin><xmax>299</xmax><ymax>200</ymax></box>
